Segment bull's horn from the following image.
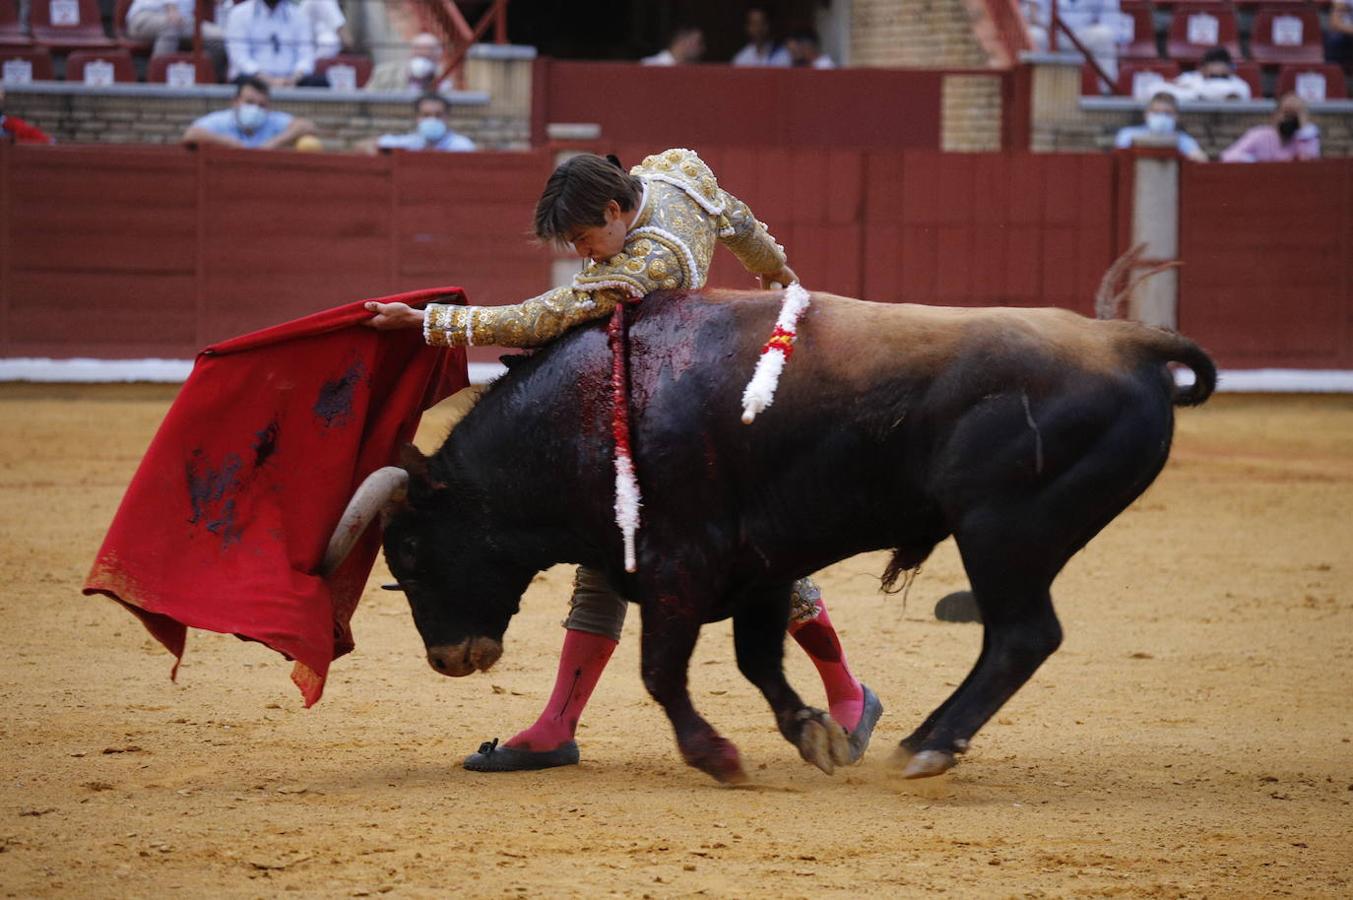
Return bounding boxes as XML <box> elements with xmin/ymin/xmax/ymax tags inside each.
<box><xmin>320</xmin><ymin>466</ymin><xmax>409</xmax><ymax>576</ymax></box>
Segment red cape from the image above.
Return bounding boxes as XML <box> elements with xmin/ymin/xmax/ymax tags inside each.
<box><xmin>83</xmin><ymin>288</ymin><xmax>469</xmax><ymax>705</ymax></box>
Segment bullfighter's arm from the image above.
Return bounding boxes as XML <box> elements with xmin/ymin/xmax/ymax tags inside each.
<box><xmin>422</xmin><ymin>286</ymin><xmax>622</xmax><ymax>349</ymax></box>
<box><xmin>715</xmin><ymin>190</ymin><xmax>789</xmax><ymax>278</ymax></box>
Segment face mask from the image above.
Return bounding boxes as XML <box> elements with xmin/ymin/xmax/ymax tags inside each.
<box><xmin>1277</xmin><ymin>114</ymin><xmax>1300</xmax><ymax>141</ymax></box>
<box><xmin>236</xmin><ymin>102</ymin><xmax>267</xmax><ymax>132</ymax></box>
<box><xmin>408</xmin><ymin>56</ymin><xmax>436</xmax><ymax>79</ymax></box>
<box><xmin>417</xmin><ymin>116</ymin><xmax>448</xmax><ymax>144</ymax></box>
<box><xmin>1145</xmin><ymin>112</ymin><xmax>1176</xmax><ymax>134</ymax></box>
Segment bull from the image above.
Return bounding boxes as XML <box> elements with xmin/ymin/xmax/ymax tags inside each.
<box><xmin>326</xmin><ymin>289</ymin><xmax>1216</xmax><ymax>784</ymax></box>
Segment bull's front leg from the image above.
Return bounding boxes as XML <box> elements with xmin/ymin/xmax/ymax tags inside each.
<box><xmin>639</xmin><ymin>595</ymin><xmax>745</xmax><ymax>784</ymax></box>
<box><xmin>732</xmin><ymin>587</ymin><xmax>852</xmax><ymax>775</ymax></box>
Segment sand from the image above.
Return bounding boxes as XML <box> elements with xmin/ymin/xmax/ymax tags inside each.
<box><xmin>2</xmin><ymin>385</ymin><xmax>1351</xmax><ymax>897</ymax></box>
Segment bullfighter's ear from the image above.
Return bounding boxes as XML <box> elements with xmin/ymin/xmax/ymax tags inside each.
<box><xmin>398</xmin><ymin>443</ymin><xmax>446</xmax><ymax>499</ymax></box>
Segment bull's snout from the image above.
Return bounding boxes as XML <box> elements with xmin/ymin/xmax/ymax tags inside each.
<box><xmin>426</xmin><ymin>637</ymin><xmax>503</xmax><ymax>677</ymax></box>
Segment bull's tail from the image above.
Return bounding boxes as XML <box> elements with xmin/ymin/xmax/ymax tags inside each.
<box><xmin>1137</xmin><ymin>327</ymin><xmax>1217</xmax><ymax>406</ymax></box>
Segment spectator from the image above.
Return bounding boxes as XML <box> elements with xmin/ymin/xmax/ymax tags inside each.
<box><xmin>225</xmin><ymin>0</ymin><xmax>324</xmax><ymax>87</ymax></box>
<box><xmin>785</xmin><ymin>27</ymin><xmax>835</xmax><ymax>68</ymax></box>
<box><xmin>366</xmin><ymin>32</ymin><xmax>453</xmax><ymax>92</ymax></box>
<box><xmin>1327</xmin><ymin>0</ymin><xmax>1353</xmax><ymax>68</ymax></box>
<box><xmin>182</xmin><ymin>75</ymin><xmax>317</xmax><ymax>149</ymax></box>
<box><xmin>126</xmin><ymin>0</ymin><xmax>224</xmax><ymax>58</ymax></box>
<box><xmin>0</xmin><ymin>87</ymin><xmax>53</xmax><ymax>144</ymax></box>
<box><xmin>1221</xmin><ymin>93</ymin><xmax>1320</xmax><ymax>162</ymax></box>
<box><xmin>1024</xmin><ymin>0</ymin><xmax>1122</xmax><ymax>84</ymax></box>
<box><xmin>301</xmin><ymin>0</ymin><xmax>351</xmax><ymax>60</ymax></box>
<box><xmin>641</xmin><ymin>25</ymin><xmax>704</xmax><ymax>65</ymax></box>
<box><xmin>1166</xmin><ymin>47</ymin><xmax>1251</xmax><ymax>102</ymax></box>
<box><xmin>732</xmin><ymin>5</ymin><xmax>790</xmax><ymax>66</ymax></box>
<box><xmin>357</xmin><ymin>92</ymin><xmax>475</xmax><ymax>153</ymax></box>
<box><xmin>1113</xmin><ymin>91</ymin><xmax>1208</xmax><ymax>161</ymax></box>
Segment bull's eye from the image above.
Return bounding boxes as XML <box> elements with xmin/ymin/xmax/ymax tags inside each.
<box><xmin>397</xmin><ymin>535</ymin><xmax>421</xmax><ymax>572</ymax></box>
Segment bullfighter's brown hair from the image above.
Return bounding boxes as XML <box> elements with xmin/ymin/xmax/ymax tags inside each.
<box><xmin>533</xmin><ymin>154</ymin><xmax>643</xmax><ymax>246</ymax></box>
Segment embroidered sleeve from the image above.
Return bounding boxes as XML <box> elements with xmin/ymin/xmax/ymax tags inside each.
<box><xmin>423</xmin><ymin>286</ymin><xmax>623</xmax><ymax>349</ymax></box>
<box><xmin>716</xmin><ymin>189</ymin><xmax>788</xmax><ymax>277</ymax></box>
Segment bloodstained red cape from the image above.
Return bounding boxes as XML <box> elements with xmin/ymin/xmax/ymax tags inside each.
<box><xmin>83</xmin><ymin>288</ymin><xmax>469</xmax><ymax>705</ymax></box>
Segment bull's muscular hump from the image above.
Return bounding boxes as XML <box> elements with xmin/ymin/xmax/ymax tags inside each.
<box><xmin>374</xmin><ymin>288</ymin><xmax>1215</xmax><ymax>783</ymax></box>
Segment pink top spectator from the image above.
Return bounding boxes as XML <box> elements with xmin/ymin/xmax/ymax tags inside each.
<box><xmin>1220</xmin><ymin>124</ymin><xmax>1319</xmax><ymax>162</ymax></box>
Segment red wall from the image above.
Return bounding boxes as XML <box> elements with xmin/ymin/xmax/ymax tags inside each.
<box><xmin>1179</xmin><ymin>160</ymin><xmax>1353</xmax><ymax>369</ymax></box>
<box><xmin>5</xmin><ymin>143</ymin><xmax>1351</xmax><ymax>371</ymax></box>
<box><xmin>534</xmin><ymin>60</ymin><xmax>951</xmax><ymax>151</ymax></box>
<box><xmin>0</xmin><ymin>144</ymin><xmax>553</xmax><ymax>363</ymax></box>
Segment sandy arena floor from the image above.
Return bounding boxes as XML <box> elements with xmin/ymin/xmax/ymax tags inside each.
<box><xmin>1</xmin><ymin>385</ymin><xmax>1351</xmax><ymax>897</ymax></box>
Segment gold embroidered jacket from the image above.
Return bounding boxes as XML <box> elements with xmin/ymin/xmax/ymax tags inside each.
<box><xmin>423</xmin><ymin>148</ymin><xmax>788</xmax><ymax>348</ymax></box>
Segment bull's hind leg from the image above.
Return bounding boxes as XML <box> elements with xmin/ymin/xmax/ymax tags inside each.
<box><xmin>638</xmin><ymin>595</ymin><xmax>747</xmax><ymax>784</ymax></box>
<box><xmin>897</xmin><ymin>561</ymin><xmax>1061</xmax><ymax>778</ymax></box>
<box><xmin>732</xmin><ymin>586</ymin><xmax>851</xmax><ymax>775</ymax></box>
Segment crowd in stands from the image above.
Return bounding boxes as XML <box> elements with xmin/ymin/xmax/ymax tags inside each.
<box><xmin>641</xmin><ymin>6</ymin><xmax>836</xmax><ymax>69</ymax></box>
<box><xmin>1026</xmin><ymin>0</ymin><xmax>1353</xmax><ymax>105</ymax></box>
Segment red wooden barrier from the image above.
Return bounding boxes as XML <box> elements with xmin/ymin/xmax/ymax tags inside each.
<box><xmin>0</xmin><ymin>144</ymin><xmax>554</xmax><ymax>366</ymax></box>
<box><xmin>1179</xmin><ymin>160</ymin><xmax>1353</xmax><ymax>369</ymax></box>
<box><xmin>533</xmin><ymin>59</ymin><xmax>950</xmax><ymax>151</ymax></box>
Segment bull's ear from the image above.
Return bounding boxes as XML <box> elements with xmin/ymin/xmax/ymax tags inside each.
<box><xmin>398</xmin><ymin>442</ymin><xmax>446</xmax><ymax>502</ymax></box>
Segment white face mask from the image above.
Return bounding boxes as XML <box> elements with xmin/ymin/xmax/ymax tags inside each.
<box><xmin>408</xmin><ymin>56</ymin><xmax>436</xmax><ymax>79</ymax></box>
<box><xmin>1145</xmin><ymin>112</ymin><xmax>1176</xmax><ymax>134</ymax></box>
<box><xmin>236</xmin><ymin>102</ymin><xmax>267</xmax><ymax>132</ymax></box>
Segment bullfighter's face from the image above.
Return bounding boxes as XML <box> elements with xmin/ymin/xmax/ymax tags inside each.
<box><xmin>382</xmin><ymin>488</ymin><xmax>529</xmax><ymax>678</ymax></box>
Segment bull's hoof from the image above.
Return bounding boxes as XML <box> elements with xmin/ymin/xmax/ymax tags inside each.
<box><xmin>794</xmin><ymin>709</ymin><xmax>852</xmax><ymax>775</ymax></box>
<box><xmin>682</xmin><ymin>735</ymin><xmax>747</xmax><ymax>785</ymax></box>
<box><xmin>899</xmin><ymin>749</ymin><xmax>957</xmax><ymax>779</ymax></box>
<box><xmin>934</xmin><ymin>591</ymin><xmax>981</xmax><ymax>623</ymax></box>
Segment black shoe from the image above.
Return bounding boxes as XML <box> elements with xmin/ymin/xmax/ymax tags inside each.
<box><xmin>846</xmin><ymin>685</ymin><xmax>883</xmax><ymax>764</ymax></box>
<box><xmin>462</xmin><ymin>737</ymin><xmax>581</xmax><ymax>772</ymax></box>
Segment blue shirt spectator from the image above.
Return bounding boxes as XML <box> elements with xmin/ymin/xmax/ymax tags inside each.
<box><xmin>1113</xmin><ymin>91</ymin><xmax>1208</xmax><ymax>162</ymax></box>
<box><xmin>362</xmin><ymin>93</ymin><xmax>477</xmax><ymax>154</ymax></box>
<box><xmin>183</xmin><ymin>76</ymin><xmax>317</xmax><ymax>150</ymax></box>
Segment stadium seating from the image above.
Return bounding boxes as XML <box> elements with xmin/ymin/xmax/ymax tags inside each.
<box><xmin>30</xmin><ymin>0</ymin><xmax>116</xmax><ymax>51</ymax></box>
<box><xmin>1</xmin><ymin>0</ymin><xmax>33</xmax><ymax>46</ymax></box>
<box><xmin>0</xmin><ymin>45</ymin><xmax>54</xmax><ymax>81</ymax></box>
<box><xmin>65</xmin><ymin>47</ymin><xmax>137</xmax><ymax>83</ymax></box>
<box><xmin>1119</xmin><ymin>59</ymin><xmax>1183</xmax><ymax>98</ymax></box>
<box><xmin>1166</xmin><ymin>4</ymin><xmax>1241</xmax><ymax>63</ymax></box>
<box><xmin>1276</xmin><ymin>63</ymin><xmax>1350</xmax><ymax>100</ymax></box>
<box><xmin>1249</xmin><ymin>7</ymin><xmax>1323</xmax><ymax>66</ymax></box>
<box><xmin>1233</xmin><ymin>59</ymin><xmax>1264</xmax><ymax>96</ymax></box>
<box><xmin>147</xmin><ymin>51</ymin><xmax>215</xmax><ymax>84</ymax></box>
<box><xmin>1118</xmin><ymin>2</ymin><xmax>1161</xmax><ymax>60</ymax></box>
<box><xmin>315</xmin><ymin>54</ymin><xmax>372</xmax><ymax>89</ymax></box>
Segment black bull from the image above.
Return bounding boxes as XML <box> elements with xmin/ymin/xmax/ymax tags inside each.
<box><xmin>333</xmin><ymin>289</ymin><xmax>1216</xmax><ymax>783</ymax></box>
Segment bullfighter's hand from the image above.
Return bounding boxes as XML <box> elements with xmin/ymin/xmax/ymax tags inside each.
<box><xmin>758</xmin><ymin>266</ymin><xmax>799</xmax><ymax>290</ymax></box>
<box><xmin>362</xmin><ymin>301</ymin><xmax>426</xmax><ymax>329</ymax></box>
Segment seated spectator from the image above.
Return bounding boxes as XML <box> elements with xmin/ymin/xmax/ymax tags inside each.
<box><xmin>786</xmin><ymin>28</ymin><xmax>835</xmax><ymax>68</ymax></box>
<box><xmin>641</xmin><ymin>25</ymin><xmax>704</xmax><ymax>65</ymax></box>
<box><xmin>1327</xmin><ymin>0</ymin><xmax>1353</xmax><ymax>68</ymax></box>
<box><xmin>1221</xmin><ymin>93</ymin><xmax>1320</xmax><ymax>162</ymax></box>
<box><xmin>357</xmin><ymin>92</ymin><xmax>475</xmax><ymax>154</ymax></box>
<box><xmin>225</xmin><ymin>0</ymin><xmax>325</xmax><ymax>87</ymax></box>
<box><xmin>182</xmin><ymin>75</ymin><xmax>317</xmax><ymax>149</ymax></box>
<box><xmin>366</xmin><ymin>32</ymin><xmax>454</xmax><ymax>92</ymax></box>
<box><xmin>127</xmin><ymin>0</ymin><xmax>225</xmax><ymax>58</ymax></box>
<box><xmin>1165</xmin><ymin>47</ymin><xmax>1251</xmax><ymax>102</ymax></box>
<box><xmin>1024</xmin><ymin>0</ymin><xmax>1122</xmax><ymax>84</ymax></box>
<box><xmin>301</xmin><ymin>0</ymin><xmax>351</xmax><ymax>60</ymax></box>
<box><xmin>1114</xmin><ymin>91</ymin><xmax>1208</xmax><ymax>161</ymax></box>
<box><xmin>0</xmin><ymin>87</ymin><xmax>53</xmax><ymax>144</ymax></box>
<box><xmin>732</xmin><ymin>5</ymin><xmax>790</xmax><ymax>66</ymax></box>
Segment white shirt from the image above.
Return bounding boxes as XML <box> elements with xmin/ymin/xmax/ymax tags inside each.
<box><xmin>225</xmin><ymin>0</ymin><xmax>316</xmax><ymax>80</ymax></box>
<box><xmin>641</xmin><ymin>49</ymin><xmax>676</xmax><ymax>66</ymax></box>
<box><xmin>731</xmin><ymin>42</ymin><xmax>791</xmax><ymax>66</ymax></box>
<box><xmin>301</xmin><ymin>0</ymin><xmax>344</xmax><ymax>59</ymax></box>
<box><xmin>1168</xmin><ymin>70</ymin><xmax>1252</xmax><ymax>102</ymax></box>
